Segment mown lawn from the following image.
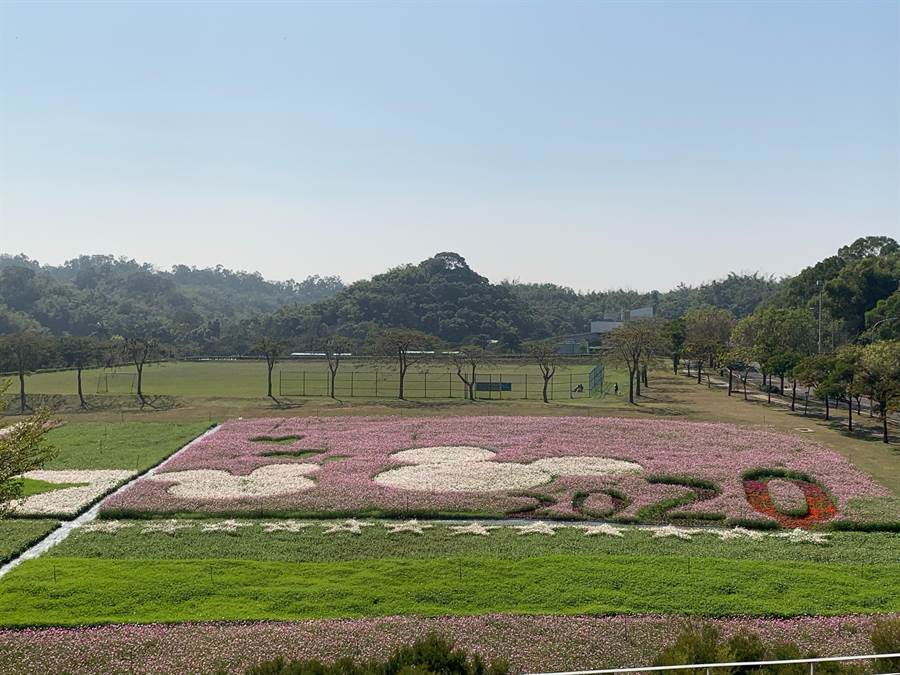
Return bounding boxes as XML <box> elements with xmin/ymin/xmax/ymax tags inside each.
<box><xmin>0</xmin><ymin>520</ymin><xmax>58</xmax><ymax>564</ymax></box>
<box><xmin>55</xmin><ymin>522</ymin><xmax>900</xmax><ymax>567</ymax></box>
<box><xmin>0</xmin><ymin>553</ymin><xmax>895</xmax><ymax>626</ymax></box>
<box><xmin>44</xmin><ymin>421</ymin><xmax>211</xmax><ymax>471</ymax></box>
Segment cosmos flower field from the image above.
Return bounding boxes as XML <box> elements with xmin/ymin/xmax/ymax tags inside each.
<box><xmin>102</xmin><ymin>416</ymin><xmax>892</xmax><ymax>529</ymax></box>
<box><xmin>2</xmin><ymin>414</ymin><xmax>898</xmax><ymax>674</ymax></box>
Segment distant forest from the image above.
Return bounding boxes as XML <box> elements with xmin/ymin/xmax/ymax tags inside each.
<box><xmin>1</xmin><ymin>236</ymin><xmax>897</xmax><ymax>354</ymax></box>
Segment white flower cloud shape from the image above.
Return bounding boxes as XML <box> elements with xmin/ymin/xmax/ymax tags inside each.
<box><xmin>152</xmin><ymin>463</ymin><xmax>319</xmax><ymax>499</ymax></box>
<box><xmin>374</xmin><ymin>446</ymin><xmax>641</xmax><ymax>493</ymax></box>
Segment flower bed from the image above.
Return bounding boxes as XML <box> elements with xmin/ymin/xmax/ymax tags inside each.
<box><xmin>101</xmin><ymin>416</ymin><xmax>889</xmax><ymax>528</ymax></box>
<box><xmin>0</xmin><ymin>614</ymin><xmax>889</xmax><ymax>675</ymax></box>
<box><xmin>12</xmin><ymin>470</ymin><xmax>135</xmax><ymax>517</ymax></box>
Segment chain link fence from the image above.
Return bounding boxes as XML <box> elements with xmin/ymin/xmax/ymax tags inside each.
<box><xmin>279</xmin><ymin>364</ymin><xmax>604</xmax><ymax>400</ymax></box>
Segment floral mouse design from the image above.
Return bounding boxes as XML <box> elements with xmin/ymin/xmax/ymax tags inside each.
<box><xmin>374</xmin><ymin>446</ymin><xmax>641</xmax><ymax>492</ymax></box>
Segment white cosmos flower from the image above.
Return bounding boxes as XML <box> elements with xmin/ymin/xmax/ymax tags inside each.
<box><xmin>321</xmin><ymin>519</ymin><xmax>373</xmax><ymax>534</ymax></box>
<box><xmin>448</xmin><ymin>522</ymin><xmax>501</xmax><ymax>537</ymax></box>
<box><xmin>578</xmin><ymin>524</ymin><xmax>625</xmax><ymax>537</ymax></box>
<box><xmin>12</xmin><ymin>470</ymin><xmax>135</xmax><ymax>516</ymax></box>
<box><xmin>383</xmin><ymin>519</ymin><xmax>433</xmax><ymax>534</ymax></box>
<box><xmin>150</xmin><ymin>464</ymin><xmax>319</xmax><ymax>500</ymax></box>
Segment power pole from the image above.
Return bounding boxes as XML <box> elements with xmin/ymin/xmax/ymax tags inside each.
<box><xmin>816</xmin><ymin>279</ymin><xmax>822</xmax><ymax>354</ymax></box>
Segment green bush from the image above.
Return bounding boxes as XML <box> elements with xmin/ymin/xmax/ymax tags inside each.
<box><xmin>871</xmin><ymin>618</ymin><xmax>900</xmax><ymax>671</ymax></box>
<box><xmin>244</xmin><ymin>634</ymin><xmax>508</xmax><ymax>675</ymax></box>
<box><xmin>653</xmin><ymin>625</ymin><xmax>867</xmax><ymax>675</ymax></box>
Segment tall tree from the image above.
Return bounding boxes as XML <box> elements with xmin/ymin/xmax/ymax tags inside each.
<box><xmin>57</xmin><ymin>336</ymin><xmax>98</xmax><ymax>409</ymax></box>
<box><xmin>375</xmin><ymin>328</ymin><xmax>439</xmax><ymax>400</ymax></box>
<box><xmin>859</xmin><ymin>340</ymin><xmax>900</xmax><ymax>443</ymax></box>
<box><xmin>322</xmin><ymin>336</ymin><xmax>353</xmax><ymax>399</ymax></box>
<box><xmin>684</xmin><ymin>306</ymin><xmax>734</xmax><ymax>384</ymax></box>
<box><xmin>663</xmin><ymin>319</ymin><xmax>686</xmax><ymax>375</ymax></box>
<box><xmin>607</xmin><ymin>319</ymin><xmax>665</xmax><ymax>404</ymax></box>
<box><xmin>254</xmin><ymin>336</ymin><xmax>284</xmax><ymax>400</ymax></box>
<box><xmin>121</xmin><ymin>336</ymin><xmax>161</xmax><ymax>407</ymax></box>
<box><xmin>452</xmin><ymin>345</ymin><xmax>489</xmax><ymax>401</ymax></box>
<box><xmin>0</xmin><ymin>331</ymin><xmax>47</xmax><ymax>413</ymax></box>
<box><xmin>526</xmin><ymin>341</ymin><xmax>561</xmax><ymax>404</ymax></box>
<box><xmin>793</xmin><ymin>354</ymin><xmax>838</xmax><ymax>421</ymax></box>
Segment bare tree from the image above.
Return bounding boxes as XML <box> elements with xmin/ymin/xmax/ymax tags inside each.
<box><xmin>375</xmin><ymin>328</ymin><xmax>438</xmax><ymax>400</ymax></box>
<box><xmin>323</xmin><ymin>337</ymin><xmax>353</xmax><ymax>399</ymax></box>
<box><xmin>58</xmin><ymin>336</ymin><xmax>98</xmax><ymax>409</ymax></box>
<box><xmin>254</xmin><ymin>336</ymin><xmax>284</xmax><ymax>400</ymax></box>
<box><xmin>0</xmin><ymin>331</ymin><xmax>47</xmax><ymax>413</ymax></box>
<box><xmin>526</xmin><ymin>341</ymin><xmax>560</xmax><ymax>403</ymax></box>
<box><xmin>122</xmin><ymin>336</ymin><xmax>161</xmax><ymax>407</ymax></box>
<box><xmin>452</xmin><ymin>345</ymin><xmax>489</xmax><ymax>401</ymax></box>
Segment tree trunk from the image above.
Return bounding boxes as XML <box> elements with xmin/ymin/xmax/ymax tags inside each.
<box><xmin>266</xmin><ymin>363</ymin><xmax>273</xmax><ymax>398</ymax></box>
<box><xmin>470</xmin><ymin>366</ymin><xmax>477</xmax><ymax>401</ymax></box>
<box><xmin>696</xmin><ymin>361</ymin><xmax>702</xmax><ymax>384</ymax></box>
<box><xmin>18</xmin><ymin>368</ymin><xmax>27</xmax><ymax>413</ymax></box>
<box><xmin>767</xmin><ymin>377</ymin><xmax>771</xmax><ymax>404</ymax></box>
<box><xmin>399</xmin><ymin>366</ymin><xmax>406</xmax><ymax>400</ymax></box>
<box><xmin>687</xmin><ymin>362</ymin><xmax>691</xmax><ymax>377</ymax></box>
<box><xmin>672</xmin><ymin>357</ymin><xmax>678</xmax><ymax>375</ymax></box>
<box><xmin>627</xmin><ymin>369</ymin><xmax>635</xmax><ymax>404</ymax></box>
<box><xmin>136</xmin><ymin>363</ymin><xmax>145</xmax><ymax>405</ymax></box>
<box><xmin>542</xmin><ymin>376</ymin><xmax>549</xmax><ymax>404</ymax></box>
<box><xmin>824</xmin><ymin>395</ymin><xmax>829</xmax><ymax>421</ymax></box>
<box><xmin>635</xmin><ymin>365</ymin><xmax>642</xmax><ymax>397</ymax></box>
<box><xmin>642</xmin><ymin>365</ymin><xmax>648</xmax><ymax>387</ymax></box>
<box><xmin>727</xmin><ymin>368</ymin><xmax>733</xmax><ymax>396</ymax></box>
<box><xmin>804</xmin><ymin>388</ymin><xmax>809</xmax><ymax>416</ymax></box>
<box><xmin>847</xmin><ymin>395</ymin><xmax>853</xmax><ymax>432</ymax></box>
<box><xmin>881</xmin><ymin>398</ymin><xmax>889</xmax><ymax>443</ymax></box>
<box><xmin>743</xmin><ymin>375</ymin><xmax>748</xmax><ymax>401</ymax></box>
<box><xmin>77</xmin><ymin>366</ymin><xmax>86</xmax><ymax>408</ymax></box>
<box><xmin>791</xmin><ymin>380</ymin><xmax>796</xmax><ymax>412</ymax></box>
<box><xmin>329</xmin><ymin>369</ymin><xmax>336</xmax><ymax>398</ymax></box>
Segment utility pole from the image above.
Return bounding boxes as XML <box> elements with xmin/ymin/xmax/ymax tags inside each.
<box><xmin>816</xmin><ymin>279</ymin><xmax>822</xmax><ymax>354</ymax></box>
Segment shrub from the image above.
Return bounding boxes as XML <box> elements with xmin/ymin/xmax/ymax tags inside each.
<box><xmin>244</xmin><ymin>634</ymin><xmax>508</xmax><ymax>675</ymax></box>
<box><xmin>871</xmin><ymin>618</ymin><xmax>900</xmax><ymax>671</ymax></box>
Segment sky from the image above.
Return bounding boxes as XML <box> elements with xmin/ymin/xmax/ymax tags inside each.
<box><xmin>1</xmin><ymin>1</ymin><xmax>898</xmax><ymax>292</ymax></box>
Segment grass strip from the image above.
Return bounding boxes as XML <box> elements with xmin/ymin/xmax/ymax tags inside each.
<box><xmin>0</xmin><ymin>554</ymin><xmax>896</xmax><ymax>626</ymax></box>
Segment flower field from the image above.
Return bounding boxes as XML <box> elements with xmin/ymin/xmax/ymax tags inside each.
<box><xmin>101</xmin><ymin>416</ymin><xmax>891</xmax><ymax>528</ymax></box>
<box><xmin>0</xmin><ymin>614</ymin><xmax>893</xmax><ymax>675</ymax></box>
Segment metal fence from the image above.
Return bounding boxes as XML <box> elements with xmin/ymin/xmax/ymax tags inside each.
<box><xmin>279</xmin><ymin>363</ymin><xmax>605</xmax><ymax>400</ymax></box>
<box><xmin>530</xmin><ymin>652</ymin><xmax>900</xmax><ymax>675</ymax></box>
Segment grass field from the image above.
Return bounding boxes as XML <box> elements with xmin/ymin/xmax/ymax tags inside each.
<box><xmin>18</xmin><ymin>359</ymin><xmax>603</xmax><ymax>400</ymax></box>
<box><xmin>1</xmin><ymin>552</ymin><xmax>895</xmax><ymax>627</ymax></box>
<box><xmin>42</xmin><ymin>421</ymin><xmax>211</xmax><ymax>471</ymax></box>
<box><xmin>0</xmin><ymin>520</ymin><xmax>58</xmax><ymax>564</ymax></box>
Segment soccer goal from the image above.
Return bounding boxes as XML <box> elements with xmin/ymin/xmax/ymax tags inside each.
<box><xmin>96</xmin><ymin>372</ymin><xmax>136</xmax><ymax>394</ymax></box>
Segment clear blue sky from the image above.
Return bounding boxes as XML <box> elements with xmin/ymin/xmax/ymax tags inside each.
<box><xmin>1</xmin><ymin>0</ymin><xmax>897</xmax><ymax>291</ymax></box>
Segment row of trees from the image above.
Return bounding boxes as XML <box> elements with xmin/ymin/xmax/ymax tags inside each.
<box><xmin>1</xmin><ymin>327</ymin><xmax>569</xmax><ymax>409</ymax></box>
<box><xmin>0</xmin><ymin>332</ymin><xmax>163</xmax><ymax>411</ymax></box>
<box><xmin>603</xmin><ymin>302</ymin><xmax>899</xmax><ymax>443</ymax></box>
<box><xmin>254</xmin><ymin>329</ymin><xmax>564</xmax><ymax>404</ymax></box>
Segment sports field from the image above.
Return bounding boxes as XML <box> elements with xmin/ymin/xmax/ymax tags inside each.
<box><xmin>20</xmin><ymin>359</ymin><xmax>604</xmax><ymax>401</ymax></box>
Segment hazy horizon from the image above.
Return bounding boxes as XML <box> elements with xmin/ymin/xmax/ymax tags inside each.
<box><xmin>1</xmin><ymin>239</ymin><xmax>878</xmax><ymax>295</ymax></box>
<box><xmin>2</xmin><ymin>1</ymin><xmax>898</xmax><ymax>291</ymax></box>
